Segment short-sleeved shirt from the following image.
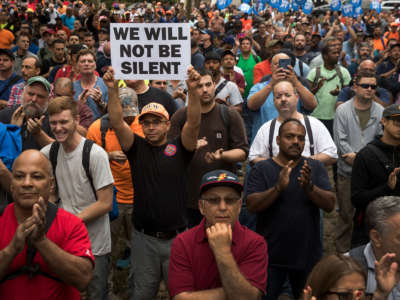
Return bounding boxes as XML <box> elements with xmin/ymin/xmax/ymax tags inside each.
<box><xmin>168</xmin><ymin>218</ymin><xmax>268</xmax><ymax>297</ymax></box>
<box><xmin>237</xmin><ymin>53</ymin><xmax>260</xmax><ymax>98</ymax></box>
<box><xmin>249</xmin><ymin>115</ymin><xmax>337</xmax><ymax>162</ymax></box>
<box><xmin>214</xmin><ymin>77</ymin><xmax>244</xmax><ymax>106</ymax></box>
<box><xmin>246</xmin><ymin>157</ymin><xmax>331</xmax><ymax>270</ymax></box>
<box><xmin>307</xmin><ymin>65</ymin><xmax>351</xmax><ymax>120</ymax></box>
<box><xmin>0</xmin><ymin>203</ymin><xmax>94</xmax><ymax>300</ymax></box>
<box><xmin>125</xmin><ymin>135</ymin><xmax>194</xmax><ymax>231</ymax></box>
<box><xmin>41</xmin><ymin>138</ymin><xmax>114</xmax><ymax>256</ymax></box>
<box><xmin>87</xmin><ymin>117</ymin><xmax>144</xmax><ymax>204</ymax></box>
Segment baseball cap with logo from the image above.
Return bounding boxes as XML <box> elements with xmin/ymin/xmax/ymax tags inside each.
<box><xmin>200</xmin><ymin>170</ymin><xmax>243</xmax><ymax>195</ymax></box>
<box><xmin>26</xmin><ymin>76</ymin><xmax>51</xmax><ymax>93</ymax></box>
<box><xmin>139</xmin><ymin>102</ymin><xmax>169</xmax><ymax>120</ymax></box>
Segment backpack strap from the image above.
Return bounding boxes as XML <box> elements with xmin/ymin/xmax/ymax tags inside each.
<box><xmin>0</xmin><ymin>202</ymin><xmax>61</xmax><ymax>284</ymax></box>
<box><xmin>82</xmin><ymin>139</ymin><xmax>97</xmax><ymax>200</ymax></box>
<box><xmin>299</xmin><ymin>60</ymin><xmax>304</xmax><ymax>77</ymax></box>
<box><xmin>335</xmin><ymin>64</ymin><xmax>345</xmax><ymax>88</ymax></box>
<box><xmin>215</xmin><ymin>79</ymin><xmax>228</xmax><ymax>97</ymax></box>
<box><xmin>380</xmin><ymin>36</ymin><xmax>386</xmax><ymax>49</ymax></box>
<box><xmin>100</xmin><ymin>117</ymin><xmax>110</xmax><ymax>149</ymax></box>
<box><xmin>268</xmin><ymin>119</ymin><xmax>277</xmax><ymax>158</ymax></box>
<box><xmin>304</xmin><ymin>115</ymin><xmax>314</xmax><ymax>156</ymax></box>
<box><xmin>49</xmin><ymin>142</ymin><xmax>60</xmax><ymax>186</ymax></box>
<box><xmin>313</xmin><ymin>66</ymin><xmax>321</xmax><ymax>87</ymax></box>
<box><xmin>367</xmin><ymin>144</ymin><xmax>393</xmax><ymax>174</ymax></box>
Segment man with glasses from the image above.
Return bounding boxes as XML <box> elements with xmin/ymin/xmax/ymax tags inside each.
<box><xmin>103</xmin><ymin>66</ymin><xmax>201</xmax><ymax>300</ymax></box>
<box><xmin>333</xmin><ymin>71</ymin><xmax>384</xmax><ymax>253</ymax></box>
<box><xmin>168</xmin><ymin>169</ymin><xmax>268</xmax><ymax>300</ymax></box>
<box><xmin>351</xmin><ymin>104</ymin><xmax>400</xmax><ymax>248</ymax></box>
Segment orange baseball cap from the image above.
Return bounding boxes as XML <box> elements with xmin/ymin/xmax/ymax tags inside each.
<box><xmin>139</xmin><ymin>102</ymin><xmax>169</xmax><ymax>120</ymax></box>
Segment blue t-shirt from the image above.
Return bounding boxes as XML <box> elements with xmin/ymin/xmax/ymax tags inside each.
<box><xmin>73</xmin><ymin>77</ymin><xmax>108</xmax><ymax>120</ymax></box>
<box><xmin>0</xmin><ymin>73</ymin><xmax>23</xmax><ymax>100</ymax></box>
<box><xmin>61</xmin><ymin>15</ymin><xmax>75</xmax><ymax>30</ymax></box>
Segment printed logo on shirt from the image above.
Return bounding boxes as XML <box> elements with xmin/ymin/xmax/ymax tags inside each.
<box><xmin>164</xmin><ymin>144</ymin><xmax>177</xmax><ymax>157</ymax></box>
<box><xmin>216</xmin><ymin>131</ymin><xmax>222</xmax><ymax>139</ymax></box>
<box><xmin>85</xmin><ymin>249</ymin><xmax>92</xmax><ymax>257</ymax></box>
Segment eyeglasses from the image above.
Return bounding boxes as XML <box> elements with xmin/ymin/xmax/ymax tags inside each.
<box><xmin>139</xmin><ymin>119</ymin><xmax>168</xmax><ymax>127</ymax></box>
<box><xmin>302</xmin><ymin>22</ymin><xmax>310</xmax><ymax>26</ymax></box>
<box><xmin>325</xmin><ymin>291</ymin><xmax>373</xmax><ymax>300</ymax></box>
<box><xmin>201</xmin><ymin>196</ymin><xmax>241</xmax><ymax>205</ymax></box>
<box><xmin>358</xmin><ymin>83</ymin><xmax>377</xmax><ymax>90</ymax></box>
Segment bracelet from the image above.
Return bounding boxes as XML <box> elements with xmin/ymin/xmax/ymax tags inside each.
<box><xmin>274</xmin><ymin>185</ymin><xmax>281</xmax><ymax>193</ymax></box>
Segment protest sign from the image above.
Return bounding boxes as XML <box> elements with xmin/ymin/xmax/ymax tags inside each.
<box><xmin>110</xmin><ymin>23</ymin><xmax>191</xmax><ymax>80</ymax></box>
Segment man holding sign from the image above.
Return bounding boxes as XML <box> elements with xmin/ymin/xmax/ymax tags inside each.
<box><xmin>103</xmin><ymin>66</ymin><xmax>201</xmax><ymax>299</ymax></box>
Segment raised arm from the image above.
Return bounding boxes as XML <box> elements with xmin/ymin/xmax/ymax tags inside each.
<box><xmin>104</xmin><ymin>68</ymin><xmax>134</xmax><ymax>152</ymax></box>
<box><xmin>181</xmin><ymin>66</ymin><xmax>201</xmax><ymax>152</ymax></box>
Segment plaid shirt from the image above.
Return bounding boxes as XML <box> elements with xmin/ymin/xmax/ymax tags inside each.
<box><xmin>8</xmin><ymin>82</ymin><xmax>25</xmax><ymax>107</ymax></box>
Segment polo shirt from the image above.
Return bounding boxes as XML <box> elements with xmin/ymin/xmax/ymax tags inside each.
<box><xmin>168</xmin><ymin>218</ymin><xmax>268</xmax><ymax>298</ymax></box>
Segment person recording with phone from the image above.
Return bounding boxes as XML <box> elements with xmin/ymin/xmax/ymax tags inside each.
<box><xmin>247</xmin><ymin>51</ymin><xmax>317</xmax><ymax>142</ymax></box>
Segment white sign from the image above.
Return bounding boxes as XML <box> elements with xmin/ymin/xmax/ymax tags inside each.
<box><xmin>110</xmin><ymin>23</ymin><xmax>191</xmax><ymax>80</ymax></box>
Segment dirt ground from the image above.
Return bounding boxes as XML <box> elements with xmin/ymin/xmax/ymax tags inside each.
<box><xmin>111</xmin><ymin>168</ymin><xmax>339</xmax><ymax>300</ymax></box>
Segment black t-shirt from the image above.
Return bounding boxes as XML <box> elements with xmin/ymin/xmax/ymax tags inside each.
<box><xmin>0</xmin><ymin>107</ymin><xmax>53</xmax><ymax>151</ymax></box>
<box><xmin>125</xmin><ymin>135</ymin><xmax>193</xmax><ymax>231</ymax></box>
<box><xmin>138</xmin><ymin>87</ymin><xmax>177</xmax><ymax>118</ymax></box>
<box><xmin>246</xmin><ymin>157</ymin><xmax>331</xmax><ymax>271</ymax></box>
<box><xmin>41</xmin><ymin>57</ymin><xmax>67</xmax><ymax>75</ymax></box>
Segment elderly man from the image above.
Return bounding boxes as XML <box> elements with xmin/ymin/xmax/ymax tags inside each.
<box><xmin>350</xmin><ymin>196</ymin><xmax>400</xmax><ymax>299</ymax></box>
<box><xmin>168</xmin><ymin>169</ymin><xmax>268</xmax><ymax>300</ymax></box>
<box><xmin>0</xmin><ymin>76</ymin><xmax>53</xmax><ymax>150</ymax></box>
<box><xmin>0</xmin><ymin>150</ymin><xmax>94</xmax><ymax>299</ymax></box>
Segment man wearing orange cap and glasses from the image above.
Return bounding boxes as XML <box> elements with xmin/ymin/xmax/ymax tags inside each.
<box><xmin>103</xmin><ymin>65</ymin><xmax>201</xmax><ymax>299</ymax></box>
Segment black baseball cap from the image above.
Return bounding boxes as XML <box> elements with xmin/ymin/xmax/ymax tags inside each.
<box><xmin>0</xmin><ymin>48</ymin><xmax>14</xmax><ymax>60</ymax></box>
<box><xmin>204</xmin><ymin>51</ymin><xmax>221</xmax><ymax>62</ymax></box>
<box><xmin>383</xmin><ymin>104</ymin><xmax>400</xmax><ymax>118</ymax></box>
<box><xmin>221</xmin><ymin>50</ymin><xmax>235</xmax><ymax>59</ymax></box>
<box><xmin>200</xmin><ymin>170</ymin><xmax>243</xmax><ymax>195</ymax></box>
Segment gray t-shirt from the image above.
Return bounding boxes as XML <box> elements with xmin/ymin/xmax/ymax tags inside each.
<box><xmin>41</xmin><ymin>138</ymin><xmax>114</xmax><ymax>256</ymax></box>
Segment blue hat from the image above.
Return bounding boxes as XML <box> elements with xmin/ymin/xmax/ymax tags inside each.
<box><xmin>200</xmin><ymin>170</ymin><xmax>243</xmax><ymax>194</ymax></box>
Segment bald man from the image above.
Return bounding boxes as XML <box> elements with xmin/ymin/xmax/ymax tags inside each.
<box><xmin>0</xmin><ymin>150</ymin><xmax>94</xmax><ymax>300</ymax></box>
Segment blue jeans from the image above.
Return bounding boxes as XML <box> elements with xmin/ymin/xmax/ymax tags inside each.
<box><xmin>88</xmin><ymin>254</ymin><xmax>110</xmax><ymax>300</ymax></box>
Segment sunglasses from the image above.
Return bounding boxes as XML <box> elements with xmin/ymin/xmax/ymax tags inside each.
<box><xmin>358</xmin><ymin>83</ymin><xmax>377</xmax><ymax>90</ymax></box>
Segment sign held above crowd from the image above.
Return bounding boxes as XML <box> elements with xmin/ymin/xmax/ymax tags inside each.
<box><xmin>110</xmin><ymin>23</ymin><xmax>191</xmax><ymax>80</ymax></box>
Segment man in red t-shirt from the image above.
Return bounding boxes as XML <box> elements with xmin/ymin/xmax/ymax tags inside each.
<box><xmin>0</xmin><ymin>150</ymin><xmax>94</xmax><ymax>300</ymax></box>
<box><xmin>168</xmin><ymin>169</ymin><xmax>268</xmax><ymax>299</ymax></box>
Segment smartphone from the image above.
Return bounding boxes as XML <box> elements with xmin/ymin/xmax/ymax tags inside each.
<box><xmin>278</xmin><ymin>58</ymin><xmax>291</xmax><ymax>69</ymax></box>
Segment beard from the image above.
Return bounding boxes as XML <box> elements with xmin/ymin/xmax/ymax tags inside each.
<box><xmin>23</xmin><ymin>102</ymin><xmax>47</xmax><ymax>119</ymax></box>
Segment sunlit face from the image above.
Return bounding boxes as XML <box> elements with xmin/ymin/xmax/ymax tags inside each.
<box><xmin>77</xmin><ymin>54</ymin><xmax>96</xmax><ymax>75</ymax></box>
<box><xmin>21</xmin><ymin>57</ymin><xmax>40</xmax><ymax>82</ymax></box>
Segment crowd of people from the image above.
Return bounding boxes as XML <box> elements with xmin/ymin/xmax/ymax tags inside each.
<box><xmin>0</xmin><ymin>0</ymin><xmax>399</xmax><ymax>299</ymax></box>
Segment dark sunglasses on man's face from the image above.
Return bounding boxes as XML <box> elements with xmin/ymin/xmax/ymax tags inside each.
<box><xmin>358</xmin><ymin>83</ymin><xmax>377</xmax><ymax>90</ymax></box>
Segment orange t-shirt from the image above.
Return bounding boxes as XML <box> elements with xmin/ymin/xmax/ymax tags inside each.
<box><xmin>373</xmin><ymin>37</ymin><xmax>387</xmax><ymax>52</ymax></box>
<box><xmin>0</xmin><ymin>29</ymin><xmax>14</xmax><ymax>49</ymax></box>
<box><xmin>253</xmin><ymin>60</ymin><xmax>271</xmax><ymax>84</ymax></box>
<box><xmin>385</xmin><ymin>31</ymin><xmax>400</xmax><ymax>42</ymax></box>
<box><xmin>87</xmin><ymin>117</ymin><xmax>144</xmax><ymax>204</ymax></box>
